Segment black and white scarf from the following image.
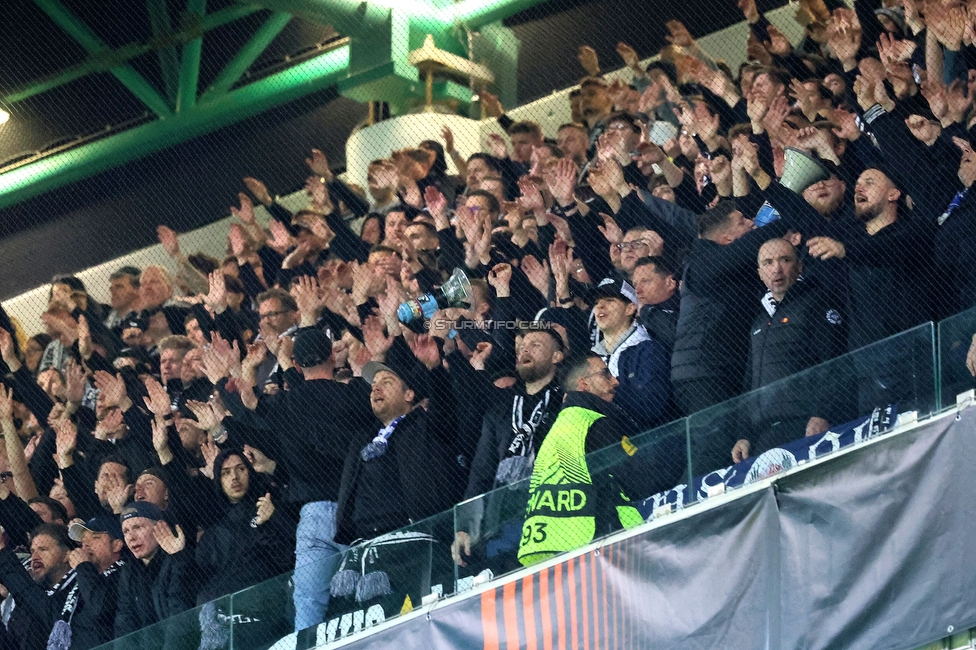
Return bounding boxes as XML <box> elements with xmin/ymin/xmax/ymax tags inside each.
<box><xmin>47</xmin><ymin>560</ymin><xmax>124</xmax><ymax>650</ymax></box>
<box><xmin>44</xmin><ymin>571</ymin><xmax>77</xmax><ymax>650</ymax></box>
<box><xmin>495</xmin><ymin>388</ymin><xmax>558</xmax><ymax>486</ymax></box>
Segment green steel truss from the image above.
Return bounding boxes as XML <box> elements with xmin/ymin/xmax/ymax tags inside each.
<box><xmin>0</xmin><ymin>0</ymin><xmax>551</xmax><ymax>208</ymax></box>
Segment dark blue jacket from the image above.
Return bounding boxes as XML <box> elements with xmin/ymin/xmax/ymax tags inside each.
<box><xmin>594</xmin><ymin>324</ymin><xmax>673</xmax><ymax>430</ymax></box>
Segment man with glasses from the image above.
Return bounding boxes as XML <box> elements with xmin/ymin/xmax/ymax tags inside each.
<box><xmin>462</xmin><ymin>190</ymin><xmax>501</xmax><ymax>228</ymax></box>
<box><xmin>615</xmin><ymin>227</ymin><xmax>664</xmax><ymax>278</ymax></box>
<box><xmin>254</xmin><ymin>289</ymin><xmax>299</xmax><ymax>392</ymax></box>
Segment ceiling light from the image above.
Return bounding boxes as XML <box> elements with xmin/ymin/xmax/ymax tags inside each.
<box><xmin>0</xmin><ymin>110</ymin><xmax>9</xmax><ymax>125</ymax></box>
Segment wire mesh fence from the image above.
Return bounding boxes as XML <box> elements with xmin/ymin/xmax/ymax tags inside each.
<box><xmin>0</xmin><ymin>0</ymin><xmax>975</xmax><ymax>647</ymax></box>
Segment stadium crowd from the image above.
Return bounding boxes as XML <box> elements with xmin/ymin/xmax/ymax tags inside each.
<box><xmin>2</xmin><ymin>0</ymin><xmax>976</xmax><ymax>645</ymax></box>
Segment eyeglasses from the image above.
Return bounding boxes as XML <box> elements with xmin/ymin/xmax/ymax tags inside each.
<box><xmin>259</xmin><ymin>310</ymin><xmax>290</xmax><ymax>321</ymax></box>
<box><xmin>582</xmin><ymin>368</ymin><xmax>613</xmax><ymax>381</ymax></box>
<box><xmin>616</xmin><ymin>241</ymin><xmax>649</xmax><ymax>251</ymax></box>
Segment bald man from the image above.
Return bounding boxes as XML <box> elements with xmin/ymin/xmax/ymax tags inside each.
<box><xmin>731</xmin><ymin>238</ymin><xmax>848</xmax><ymax>463</ymax></box>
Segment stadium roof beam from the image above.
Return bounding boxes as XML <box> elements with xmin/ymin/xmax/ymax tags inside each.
<box><xmin>4</xmin><ymin>5</ymin><xmax>262</xmax><ymax>104</ymax></box>
<box><xmin>31</xmin><ymin>0</ymin><xmax>174</xmax><ymax>117</ymax></box>
<box><xmin>0</xmin><ymin>41</ymin><xmax>350</xmax><ymax>210</ymax></box>
<box><xmin>146</xmin><ymin>0</ymin><xmax>183</xmax><ymax>104</ymax></box>
<box><xmin>176</xmin><ymin>0</ymin><xmax>208</xmax><ymax>111</ymax></box>
<box><xmin>201</xmin><ymin>11</ymin><xmax>293</xmax><ymax>100</ymax></box>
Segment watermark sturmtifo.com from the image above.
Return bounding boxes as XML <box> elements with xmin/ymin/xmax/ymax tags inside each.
<box><xmin>422</xmin><ymin>320</ymin><xmax>552</xmax><ymax>331</ymax></box>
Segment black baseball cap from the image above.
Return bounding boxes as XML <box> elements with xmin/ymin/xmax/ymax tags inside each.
<box><xmin>69</xmin><ymin>513</ymin><xmax>123</xmax><ymax>542</ymax></box>
<box><xmin>595</xmin><ymin>278</ymin><xmax>638</xmax><ymax>305</ymax></box>
<box><xmin>293</xmin><ymin>328</ymin><xmax>332</xmax><ymax>367</ymax></box>
<box><xmin>119</xmin><ymin>501</ymin><xmax>164</xmax><ymax>523</ymax></box>
<box><xmin>122</xmin><ymin>317</ymin><xmax>148</xmax><ymax>332</ymax></box>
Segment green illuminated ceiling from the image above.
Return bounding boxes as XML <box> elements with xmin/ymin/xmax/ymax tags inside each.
<box><xmin>0</xmin><ymin>0</ymin><xmax>550</xmax><ymax>210</ymax></box>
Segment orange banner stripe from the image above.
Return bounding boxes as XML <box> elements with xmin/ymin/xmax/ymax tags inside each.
<box><xmin>554</xmin><ymin>562</ymin><xmax>565</xmax><ymax>650</ymax></box>
<box><xmin>522</xmin><ymin>574</ymin><xmax>538</xmax><ymax>650</ymax></box>
<box><xmin>580</xmin><ymin>553</ymin><xmax>589</xmax><ymax>649</ymax></box>
<box><xmin>568</xmin><ymin>557</ymin><xmax>579</xmax><ymax>650</ymax></box>
<box><xmin>539</xmin><ymin>567</ymin><xmax>553</xmax><ymax>650</ymax></box>
<box><xmin>482</xmin><ymin>587</ymin><xmax>500</xmax><ymax>650</ymax></box>
<box><xmin>591</xmin><ymin>551</ymin><xmax>601</xmax><ymax>650</ymax></box>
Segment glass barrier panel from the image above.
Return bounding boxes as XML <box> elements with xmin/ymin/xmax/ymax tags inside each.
<box><xmin>452</xmin><ymin>474</ymin><xmax>530</xmax><ymax>594</ymax></box>
<box><xmin>93</xmin><ymin>595</ymin><xmax>229</xmax><ymax>650</ymax></box>
<box><xmin>452</xmin><ymin>417</ymin><xmax>690</xmax><ymax>590</ymax></box>
<box><xmin>937</xmin><ymin>306</ymin><xmax>976</xmax><ymax>408</ymax></box>
<box><xmin>226</xmin><ymin>572</ymin><xmax>294</xmax><ymax>650</ymax></box>
<box><xmin>240</xmin><ymin>509</ymin><xmax>457</xmax><ymax>649</ymax></box>
<box><xmin>585</xmin><ymin>417</ymin><xmax>691</xmax><ymax>518</ymax></box>
<box><xmin>686</xmin><ymin>322</ymin><xmax>937</xmax><ymax>502</ymax></box>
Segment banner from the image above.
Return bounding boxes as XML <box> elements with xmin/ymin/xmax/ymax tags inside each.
<box><xmin>639</xmin><ymin>405</ymin><xmax>898</xmax><ymax>517</ymax></box>
<box><xmin>314</xmin><ymin>407</ymin><xmax>976</xmax><ymax>650</ymax></box>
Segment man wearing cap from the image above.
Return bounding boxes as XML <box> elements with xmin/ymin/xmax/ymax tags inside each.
<box><xmin>114</xmin><ymin>501</ymin><xmax>193</xmax><ymax>639</ymax></box>
<box><xmin>807</xmin><ymin>167</ymin><xmax>932</xmax><ymax>352</ymax></box>
<box><xmin>66</xmin><ymin>514</ymin><xmax>126</xmax><ymax>646</ymax></box>
<box><xmin>592</xmin><ymin>278</ymin><xmax>672</xmax><ymax>428</ymax></box>
<box><xmin>119</xmin><ymin>315</ymin><xmax>153</xmax><ymax>353</ymax></box>
<box><xmin>335</xmin><ymin>358</ymin><xmax>456</xmax><ymax>543</ymax></box>
<box><xmin>217</xmin><ymin>327</ymin><xmax>373</xmax><ymax>631</ymax></box>
<box><xmin>133</xmin><ymin>467</ymin><xmax>204</xmax><ymax>552</ymax></box>
<box><xmin>452</xmin><ymin>327</ymin><xmax>565</xmax><ymax>572</ymax></box>
<box><xmin>330</xmin><ymin>357</ymin><xmax>456</xmax><ymax>619</ymax></box>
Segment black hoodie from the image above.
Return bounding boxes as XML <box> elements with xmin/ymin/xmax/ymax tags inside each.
<box><xmin>193</xmin><ymin>451</ymin><xmax>295</xmax><ymax>604</ymax></box>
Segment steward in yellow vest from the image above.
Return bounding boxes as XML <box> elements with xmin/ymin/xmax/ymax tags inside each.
<box><xmin>518</xmin><ymin>355</ymin><xmax>644</xmax><ymax>566</ymax></box>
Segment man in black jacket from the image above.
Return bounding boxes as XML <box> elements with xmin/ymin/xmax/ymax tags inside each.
<box><xmin>0</xmin><ymin>523</ymin><xmax>73</xmax><ymax>650</ymax></box>
<box><xmin>806</xmin><ymin>167</ymin><xmax>935</xmax><ymax>414</ymax></box>
<box><xmin>217</xmin><ymin>327</ymin><xmax>373</xmax><ymax>632</ymax></box>
<box><xmin>193</xmin><ymin>450</ymin><xmax>293</xmax><ymax>648</ymax></box>
<box><xmin>335</xmin><ymin>358</ymin><xmax>456</xmax><ymax>544</ymax></box>
<box><xmin>328</xmin><ymin>357</ymin><xmax>456</xmax><ymax>622</ymax></box>
<box><xmin>731</xmin><ymin>239</ymin><xmax>847</xmax><ymax>463</ymax></box>
<box><xmin>671</xmin><ymin>197</ymin><xmax>820</xmax><ymax>416</ymax></box>
<box><xmin>114</xmin><ymin>501</ymin><xmax>193</xmax><ymax>642</ymax></box>
<box><xmin>808</xmin><ymin>167</ymin><xmax>935</xmax><ymax>350</ymax></box>
<box><xmin>451</xmin><ymin>328</ymin><xmax>565</xmax><ymax>573</ymax></box>
<box><xmin>66</xmin><ymin>514</ymin><xmax>126</xmax><ymax>648</ymax></box>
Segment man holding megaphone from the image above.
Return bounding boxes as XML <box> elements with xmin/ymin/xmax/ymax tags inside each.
<box><xmin>670</xmin><ymin>139</ymin><xmax>828</xmax><ymax>421</ymax></box>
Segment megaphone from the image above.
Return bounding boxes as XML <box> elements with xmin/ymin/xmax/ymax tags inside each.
<box><xmin>397</xmin><ymin>267</ymin><xmax>473</xmax><ymax>323</ymax></box>
<box><xmin>780</xmin><ymin>147</ymin><xmax>832</xmax><ymax>194</ymax></box>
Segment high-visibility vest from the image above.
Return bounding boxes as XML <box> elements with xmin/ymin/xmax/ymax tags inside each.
<box><xmin>517</xmin><ymin>405</ymin><xmax>643</xmax><ymax>566</ymax></box>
